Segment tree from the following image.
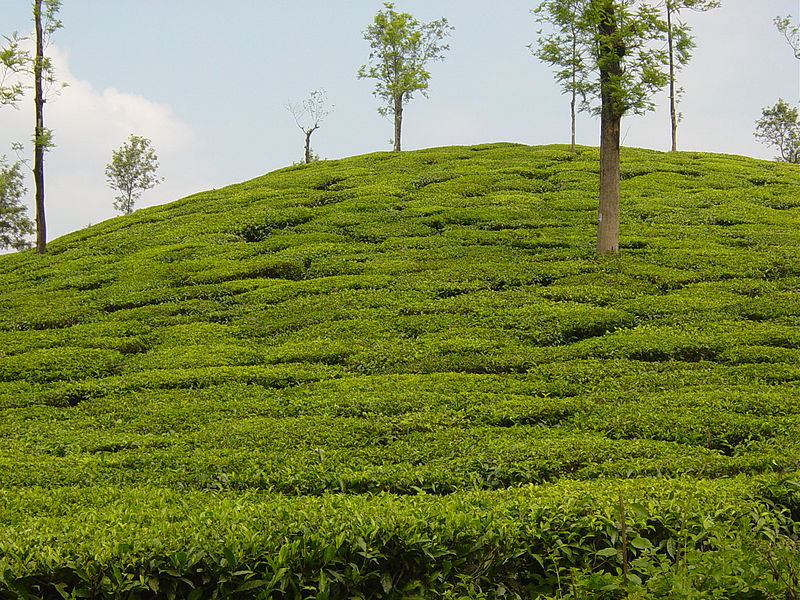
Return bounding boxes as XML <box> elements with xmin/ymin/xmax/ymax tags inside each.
<box><xmin>535</xmin><ymin>0</ymin><xmax>671</xmax><ymax>255</ymax></box>
<box><xmin>754</xmin><ymin>99</ymin><xmax>800</xmax><ymax>164</ymax></box>
<box><xmin>594</xmin><ymin>1</ymin><xmax>673</xmax><ymax>255</ymax></box>
<box><xmin>663</xmin><ymin>0</ymin><xmax>719</xmax><ymax>152</ymax></box>
<box><xmin>286</xmin><ymin>89</ymin><xmax>333</xmax><ymax>164</ymax></box>
<box><xmin>32</xmin><ymin>0</ymin><xmax>63</xmax><ymax>254</ymax></box>
<box><xmin>531</xmin><ymin>0</ymin><xmax>592</xmax><ymax>152</ymax></box>
<box><xmin>358</xmin><ymin>2</ymin><xmax>453</xmax><ymax>152</ymax></box>
<box><xmin>105</xmin><ymin>135</ymin><xmax>163</xmax><ymax>215</ymax></box>
<box><xmin>1</xmin><ymin>33</ymin><xmax>28</xmax><ymax>107</ymax></box>
<box><xmin>0</xmin><ymin>157</ymin><xmax>33</xmax><ymax>251</ymax></box>
<box><xmin>775</xmin><ymin>14</ymin><xmax>800</xmax><ymax>60</ymax></box>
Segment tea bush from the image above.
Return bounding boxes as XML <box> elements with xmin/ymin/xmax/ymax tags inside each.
<box><xmin>0</xmin><ymin>144</ymin><xmax>798</xmax><ymax>597</ymax></box>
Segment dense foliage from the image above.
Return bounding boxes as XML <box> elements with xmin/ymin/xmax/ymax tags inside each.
<box><xmin>105</xmin><ymin>134</ymin><xmax>163</xmax><ymax>215</ymax></box>
<box><xmin>0</xmin><ymin>157</ymin><xmax>33</xmax><ymax>250</ymax></box>
<box><xmin>0</xmin><ymin>144</ymin><xmax>799</xmax><ymax>598</ymax></box>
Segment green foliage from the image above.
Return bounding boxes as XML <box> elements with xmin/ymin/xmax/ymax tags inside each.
<box><xmin>357</xmin><ymin>2</ymin><xmax>452</xmax><ymax>111</ymax></box>
<box><xmin>0</xmin><ymin>144</ymin><xmax>799</xmax><ymax>597</ymax></box>
<box><xmin>534</xmin><ymin>0</ymin><xmax>673</xmax><ymax>118</ymax></box>
<box><xmin>105</xmin><ymin>134</ymin><xmax>164</xmax><ymax>215</ymax></box>
<box><xmin>531</xmin><ymin>0</ymin><xmax>593</xmax><ymax>111</ymax></box>
<box><xmin>357</xmin><ymin>2</ymin><xmax>452</xmax><ymax>149</ymax></box>
<box><xmin>0</xmin><ymin>32</ymin><xmax>28</xmax><ymax>107</ymax></box>
<box><xmin>755</xmin><ymin>98</ymin><xmax>800</xmax><ymax>163</ymax></box>
<box><xmin>775</xmin><ymin>14</ymin><xmax>800</xmax><ymax>60</ymax></box>
<box><xmin>0</xmin><ymin>156</ymin><xmax>33</xmax><ymax>250</ymax></box>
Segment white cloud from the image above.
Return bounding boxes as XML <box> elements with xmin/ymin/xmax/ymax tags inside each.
<box><xmin>0</xmin><ymin>46</ymin><xmax>213</xmax><ymax>244</ymax></box>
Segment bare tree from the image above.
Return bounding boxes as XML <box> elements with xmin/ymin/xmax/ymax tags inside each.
<box><xmin>286</xmin><ymin>90</ymin><xmax>332</xmax><ymax>164</ymax></box>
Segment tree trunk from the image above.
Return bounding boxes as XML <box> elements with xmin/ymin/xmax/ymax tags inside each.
<box><xmin>570</xmin><ymin>34</ymin><xmax>577</xmax><ymax>153</ymax></box>
<box><xmin>596</xmin><ymin>0</ymin><xmax>623</xmax><ymax>256</ymax></box>
<box><xmin>393</xmin><ymin>94</ymin><xmax>403</xmax><ymax>152</ymax></box>
<box><xmin>598</xmin><ymin>104</ymin><xmax>620</xmax><ymax>255</ymax></box>
<box><xmin>304</xmin><ymin>129</ymin><xmax>313</xmax><ymax>164</ymax></box>
<box><xmin>667</xmin><ymin>3</ymin><xmax>678</xmax><ymax>152</ymax></box>
<box><xmin>570</xmin><ymin>88</ymin><xmax>577</xmax><ymax>153</ymax></box>
<box><xmin>33</xmin><ymin>0</ymin><xmax>46</xmax><ymax>254</ymax></box>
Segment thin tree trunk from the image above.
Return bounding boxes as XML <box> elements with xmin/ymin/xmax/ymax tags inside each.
<box><xmin>393</xmin><ymin>94</ymin><xmax>403</xmax><ymax>152</ymax></box>
<box><xmin>570</xmin><ymin>88</ymin><xmax>577</xmax><ymax>153</ymax></box>
<box><xmin>667</xmin><ymin>3</ymin><xmax>677</xmax><ymax>152</ymax></box>
<box><xmin>304</xmin><ymin>129</ymin><xmax>313</xmax><ymax>164</ymax></box>
<box><xmin>570</xmin><ymin>33</ymin><xmax>577</xmax><ymax>153</ymax></box>
<box><xmin>33</xmin><ymin>0</ymin><xmax>46</xmax><ymax>254</ymax></box>
<box><xmin>596</xmin><ymin>0</ymin><xmax>622</xmax><ymax>256</ymax></box>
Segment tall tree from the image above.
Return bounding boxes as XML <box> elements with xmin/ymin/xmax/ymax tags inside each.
<box><xmin>358</xmin><ymin>2</ymin><xmax>452</xmax><ymax>152</ymax></box>
<box><xmin>593</xmin><ymin>1</ymin><xmax>670</xmax><ymax>255</ymax></box>
<box><xmin>535</xmin><ymin>0</ymin><xmax>671</xmax><ymax>255</ymax></box>
<box><xmin>663</xmin><ymin>0</ymin><xmax>719</xmax><ymax>152</ymax></box>
<box><xmin>32</xmin><ymin>0</ymin><xmax>63</xmax><ymax>254</ymax></box>
<box><xmin>105</xmin><ymin>135</ymin><xmax>163</xmax><ymax>215</ymax></box>
<box><xmin>0</xmin><ymin>157</ymin><xmax>33</xmax><ymax>251</ymax></box>
<box><xmin>286</xmin><ymin>89</ymin><xmax>333</xmax><ymax>164</ymax></box>
<box><xmin>531</xmin><ymin>0</ymin><xmax>592</xmax><ymax>152</ymax></box>
<box><xmin>775</xmin><ymin>14</ymin><xmax>800</xmax><ymax>60</ymax></box>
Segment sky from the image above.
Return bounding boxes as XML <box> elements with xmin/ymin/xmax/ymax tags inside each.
<box><xmin>0</xmin><ymin>0</ymin><xmax>798</xmax><ymax>245</ymax></box>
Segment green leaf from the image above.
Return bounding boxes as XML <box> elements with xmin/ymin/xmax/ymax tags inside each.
<box><xmin>234</xmin><ymin>579</ymin><xmax>268</xmax><ymax>593</ymax></box>
<box><xmin>631</xmin><ymin>537</ymin><xmax>653</xmax><ymax>550</ymax></box>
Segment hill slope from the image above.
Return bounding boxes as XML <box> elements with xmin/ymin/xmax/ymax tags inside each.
<box><xmin>1</xmin><ymin>143</ymin><xmax>799</xmax><ymax>597</ymax></box>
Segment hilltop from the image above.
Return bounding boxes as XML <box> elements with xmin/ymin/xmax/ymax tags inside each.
<box><xmin>1</xmin><ymin>143</ymin><xmax>799</xmax><ymax>597</ymax></box>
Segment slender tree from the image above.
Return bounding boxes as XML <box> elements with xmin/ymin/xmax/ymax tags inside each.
<box><xmin>775</xmin><ymin>14</ymin><xmax>800</xmax><ymax>60</ymax></box>
<box><xmin>358</xmin><ymin>3</ymin><xmax>452</xmax><ymax>151</ymax></box>
<box><xmin>0</xmin><ymin>157</ymin><xmax>33</xmax><ymax>250</ymax></box>
<box><xmin>105</xmin><ymin>135</ymin><xmax>163</xmax><ymax>215</ymax></box>
<box><xmin>32</xmin><ymin>0</ymin><xmax>63</xmax><ymax>254</ymax></box>
<box><xmin>286</xmin><ymin>90</ymin><xmax>333</xmax><ymax>164</ymax></box>
<box><xmin>531</xmin><ymin>0</ymin><xmax>592</xmax><ymax>152</ymax></box>
<box><xmin>663</xmin><ymin>0</ymin><xmax>719</xmax><ymax>152</ymax></box>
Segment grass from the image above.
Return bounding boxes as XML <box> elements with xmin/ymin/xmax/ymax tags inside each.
<box><xmin>0</xmin><ymin>143</ymin><xmax>799</xmax><ymax>598</ymax></box>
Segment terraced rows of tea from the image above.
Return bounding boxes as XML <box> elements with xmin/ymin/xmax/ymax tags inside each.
<box><xmin>1</xmin><ymin>144</ymin><xmax>799</xmax><ymax>597</ymax></box>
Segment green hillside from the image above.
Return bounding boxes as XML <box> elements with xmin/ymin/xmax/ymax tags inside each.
<box><xmin>1</xmin><ymin>143</ymin><xmax>799</xmax><ymax>598</ymax></box>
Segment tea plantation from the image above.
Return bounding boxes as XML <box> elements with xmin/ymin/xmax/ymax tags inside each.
<box><xmin>1</xmin><ymin>144</ymin><xmax>799</xmax><ymax>598</ymax></box>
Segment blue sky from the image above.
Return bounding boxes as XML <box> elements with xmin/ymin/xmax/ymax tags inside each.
<box><xmin>0</xmin><ymin>0</ymin><xmax>798</xmax><ymax>242</ymax></box>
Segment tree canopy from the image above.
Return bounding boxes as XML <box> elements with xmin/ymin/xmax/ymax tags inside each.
<box><xmin>755</xmin><ymin>99</ymin><xmax>800</xmax><ymax>164</ymax></box>
<box><xmin>0</xmin><ymin>157</ymin><xmax>33</xmax><ymax>250</ymax></box>
<box><xmin>105</xmin><ymin>135</ymin><xmax>163</xmax><ymax>215</ymax></box>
